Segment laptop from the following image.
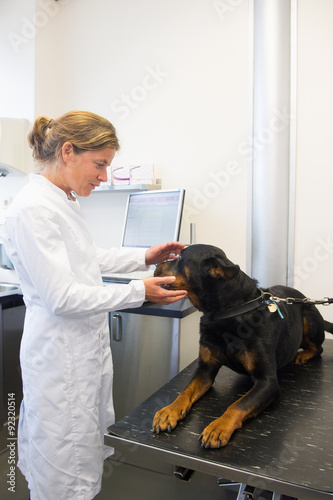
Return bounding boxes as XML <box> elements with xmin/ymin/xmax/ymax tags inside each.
<box><xmin>103</xmin><ymin>188</ymin><xmax>185</xmax><ymax>283</ymax></box>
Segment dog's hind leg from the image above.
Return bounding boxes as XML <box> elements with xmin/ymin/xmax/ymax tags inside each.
<box><xmin>293</xmin><ymin>309</ymin><xmax>324</xmax><ymax>365</ymax></box>
<box><xmin>293</xmin><ymin>342</ymin><xmax>323</xmax><ymax>365</ymax></box>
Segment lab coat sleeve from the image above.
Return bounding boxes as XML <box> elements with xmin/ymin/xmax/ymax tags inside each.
<box><xmin>5</xmin><ymin>205</ymin><xmax>146</xmax><ymax>317</ymax></box>
<box><xmin>95</xmin><ymin>246</ymin><xmax>149</xmax><ymax>275</ymax></box>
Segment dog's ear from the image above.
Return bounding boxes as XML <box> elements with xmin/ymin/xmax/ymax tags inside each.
<box><xmin>201</xmin><ymin>256</ymin><xmax>240</xmax><ymax>280</ymax></box>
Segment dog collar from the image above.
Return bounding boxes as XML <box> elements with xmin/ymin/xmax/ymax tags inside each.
<box><xmin>200</xmin><ymin>290</ymin><xmax>282</xmax><ymax>323</ymax></box>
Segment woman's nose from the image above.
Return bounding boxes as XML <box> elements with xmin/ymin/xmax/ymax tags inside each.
<box><xmin>98</xmin><ymin>167</ymin><xmax>108</xmax><ymax>183</ymax></box>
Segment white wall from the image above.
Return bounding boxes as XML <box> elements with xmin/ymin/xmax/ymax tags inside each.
<box><xmin>0</xmin><ymin>0</ymin><xmax>35</xmax><ymax>285</ymax></box>
<box><xmin>32</xmin><ymin>0</ymin><xmax>250</xmax><ymax>265</ymax></box>
<box><xmin>0</xmin><ymin>0</ymin><xmax>35</xmax><ymax>214</ymax></box>
<box><xmin>0</xmin><ymin>0</ymin><xmax>35</xmax><ymax>120</ymax></box>
<box><xmin>2</xmin><ymin>0</ymin><xmax>333</xmax><ymax>334</ymax></box>
<box><xmin>294</xmin><ymin>0</ymin><xmax>333</xmax><ymax>323</ymax></box>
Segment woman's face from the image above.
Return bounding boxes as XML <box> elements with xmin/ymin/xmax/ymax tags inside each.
<box><xmin>61</xmin><ymin>143</ymin><xmax>116</xmax><ymax>197</ymax></box>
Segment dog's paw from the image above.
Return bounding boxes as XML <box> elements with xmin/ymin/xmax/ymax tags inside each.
<box><xmin>152</xmin><ymin>405</ymin><xmax>187</xmax><ymax>434</ymax></box>
<box><xmin>292</xmin><ymin>351</ymin><xmax>307</xmax><ymax>365</ymax></box>
<box><xmin>199</xmin><ymin>416</ymin><xmax>238</xmax><ymax>449</ymax></box>
<box><xmin>292</xmin><ymin>346</ymin><xmax>322</xmax><ymax>366</ymax></box>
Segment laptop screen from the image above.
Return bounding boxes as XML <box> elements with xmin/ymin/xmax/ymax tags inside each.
<box><xmin>122</xmin><ymin>189</ymin><xmax>185</xmax><ymax>248</ymax></box>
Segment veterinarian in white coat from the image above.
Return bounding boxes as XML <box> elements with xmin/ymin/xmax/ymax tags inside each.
<box><xmin>3</xmin><ymin>111</ymin><xmax>186</xmax><ymax>500</ymax></box>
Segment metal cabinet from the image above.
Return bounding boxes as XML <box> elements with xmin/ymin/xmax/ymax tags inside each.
<box><xmin>109</xmin><ymin>311</ymin><xmax>180</xmax><ymax>421</ymax></box>
<box><xmin>108</xmin><ymin>299</ymin><xmax>198</xmax><ymax>422</ymax></box>
<box><xmin>0</xmin><ymin>298</ymin><xmax>25</xmax><ymax>453</ymax></box>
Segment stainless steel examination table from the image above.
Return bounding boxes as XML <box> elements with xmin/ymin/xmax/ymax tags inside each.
<box><xmin>104</xmin><ymin>340</ymin><xmax>333</xmax><ymax>500</ymax></box>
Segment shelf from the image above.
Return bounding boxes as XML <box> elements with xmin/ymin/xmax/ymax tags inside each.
<box><xmin>92</xmin><ymin>184</ymin><xmax>161</xmax><ymax>193</ymax></box>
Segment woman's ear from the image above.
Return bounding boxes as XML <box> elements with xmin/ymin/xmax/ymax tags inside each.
<box><xmin>61</xmin><ymin>141</ymin><xmax>74</xmax><ymax>163</ymax></box>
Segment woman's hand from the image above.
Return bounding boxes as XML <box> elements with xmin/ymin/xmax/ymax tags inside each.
<box><xmin>145</xmin><ymin>242</ymin><xmax>185</xmax><ymax>266</ymax></box>
<box><xmin>143</xmin><ymin>276</ymin><xmax>187</xmax><ymax>304</ymax></box>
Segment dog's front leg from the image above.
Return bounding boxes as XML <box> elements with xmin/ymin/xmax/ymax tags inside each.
<box><xmin>200</xmin><ymin>376</ymin><xmax>280</xmax><ymax>448</ymax></box>
<box><xmin>153</xmin><ymin>349</ymin><xmax>221</xmax><ymax>434</ymax></box>
<box><xmin>152</xmin><ymin>375</ymin><xmax>212</xmax><ymax>434</ymax></box>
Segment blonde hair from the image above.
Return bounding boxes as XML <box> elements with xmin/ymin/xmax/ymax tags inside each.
<box><xmin>28</xmin><ymin>110</ymin><xmax>120</xmax><ymax>171</ymax></box>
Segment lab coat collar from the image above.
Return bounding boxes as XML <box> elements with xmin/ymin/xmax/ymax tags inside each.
<box><xmin>31</xmin><ymin>174</ymin><xmax>78</xmax><ymax>203</ymax></box>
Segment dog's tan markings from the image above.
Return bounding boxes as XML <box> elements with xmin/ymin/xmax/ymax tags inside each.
<box><xmin>293</xmin><ymin>340</ymin><xmax>321</xmax><ymax>365</ymax></box>
<box><xmin>293</xmin><ymin>345</ymin><xmax>318</xmax><ymax>365</ymax></box>
<box><xmin>152</xmin><ymin>377</ymin><xmax>213</xmax><ymax>434</ymax></box>
<box><xmin>153</xmin><ymin>347</ymin><xmax>219</xmax><ymax>435</ymax></box>
<box><xmin>292</xmin><ymin>318</ymin><xmax>323</xmax><ymax>365</ymax></box>
<box><xmin>209</xmin><ymin>267</ymin><xmax>222</xmax><ymax>278</ymax></box>
<box><xmin>165</xmin><ymin>270</ymin><xmax>201</xmax><ymax>310</ymax></box>
<box><xmin>176</xmin><ymin>274</ymin><xmax>201</xmax><ymax>309</ymax></box>
<box><xmin>200</xmin><ymin>345</ymin><xmax>220</xmax><ymax>365</ymax></box>
<box><xmin>200</xmin><ymin>390</ymin><xmax>262</xmax><ymax>448</ymax></box>
<box><xmin>184</xmin><ymin>265</ymin><xmax>191</xmax><ymax>279</ymax></box>
<box><xmin>186</xmin><ymin>292</ymin><xmax>201</xmax><ymax>310</ymax></box>
<box><xmin>155</xmin><ymin>262</ymin><xmax>173</xmax><ymax>276</ymax></box>
<box><xmin>236</xmin><ymin>350</ymin><xmax>256</xmax><ymax>373</ymax></box>
<box><xmin>172</xmin><ymin>275</ymin><xmax>188</xmax><ymax>288</ymax></box>
<box><xmin>154</xmin><ymin>260</ymin><xmax>202</xmax><ymax>309</ymax></box>
<box><xmin>209</xmin><ymin>265</ymin><xmax>237</xmax><ymax>280</ymax></box>
<box><xmin>200</xmin><ymin>407</ymin><xmax>246</xmax><ymax>448</ymax></box>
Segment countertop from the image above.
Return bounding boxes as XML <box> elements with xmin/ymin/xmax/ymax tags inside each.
<box><xmin>0</xmin><ymin>293</ymin><xmax>24</xmax><ymax>307</ymax></box>
<box><xmin>118</xmin><ymin>296</ymin><xmax>196</xmax><ymax>318</ymax></box>
<box><xmin>106</xmin><ymin>339</ymin><xmax>333</xmax><ymax>500</ymax></box>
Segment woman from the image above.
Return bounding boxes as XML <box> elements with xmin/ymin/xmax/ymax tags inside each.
<box><xmin>3</xmin><ymin>111</ymin><xmax>186</xmax><ymax>500</ymax></box>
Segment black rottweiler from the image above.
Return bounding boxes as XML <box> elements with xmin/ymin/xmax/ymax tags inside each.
<box><xmin>152</xmin><ymin>244</ymin><xmax>333</xmax><ymax>448</ymax></box>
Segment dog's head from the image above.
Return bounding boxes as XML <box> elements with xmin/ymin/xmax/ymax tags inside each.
<box><xmin>154</xmin><ymin>244</ymin><xmax>240</xmax><ymax>312</ymax></box>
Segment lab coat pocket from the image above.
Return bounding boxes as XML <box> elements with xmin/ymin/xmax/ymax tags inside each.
<box><xmin>74</xmin><ymin>334</ymin><xmax>103</xmax><ymax>410</ymax></box>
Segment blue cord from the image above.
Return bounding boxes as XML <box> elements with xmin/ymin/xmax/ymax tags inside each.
<box><xmin>265</xmin><ymin>299</ymin><xmax>284</xmax><ymax>319</ymax></box>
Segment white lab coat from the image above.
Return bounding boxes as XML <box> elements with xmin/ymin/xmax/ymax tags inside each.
<box><xmin>4</xmin><ymin>175</ymin><xmax>148</xmax><ymax>500</ymax></box>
